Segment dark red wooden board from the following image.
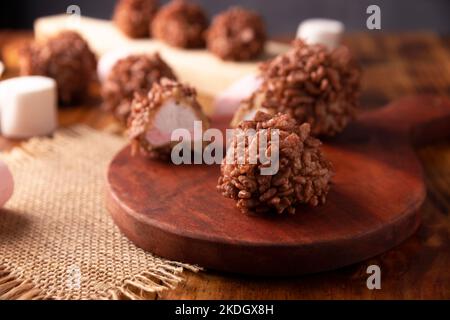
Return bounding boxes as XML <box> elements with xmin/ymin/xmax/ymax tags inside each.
<box><xmin>106</xmin><ymin>96</ymin><xmax>450</xmax><ymax>276</ymax></box>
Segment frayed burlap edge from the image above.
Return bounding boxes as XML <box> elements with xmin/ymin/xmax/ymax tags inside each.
<box><xmin>0</xmin><ymin>264</ymin><xmax>48</xmax><ymax>300</ymax></box>
<box><xmin>1</xmin><ymin>259</ymin><xmax>201</xmax><ymax>300</ymax></box>
<box><xmin>0</xmin><ymin>125</ymin><xmax>202</xmax><ymax>300</ymax></box>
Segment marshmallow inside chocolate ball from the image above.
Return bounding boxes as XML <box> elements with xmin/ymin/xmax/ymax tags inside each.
<box><xmin>128</xmin><ymin>78</ymin><xmax>209</xmax><ymax>159</ymax></box>
<box><xmin>213</xmin><ymin>73</ymin><xmax>262</xmax><ymax>118</ymax></box>
<box><xmin>144</xmin><ymin>98</ymin><xmax>201</xmax><ymax>148</ymax></box>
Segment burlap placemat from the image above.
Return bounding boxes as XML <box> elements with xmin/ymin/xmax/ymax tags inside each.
<box><xmin>0</xmin><ymin>125</ymin><xmax>199</xmax><ymax>300</ymax></box>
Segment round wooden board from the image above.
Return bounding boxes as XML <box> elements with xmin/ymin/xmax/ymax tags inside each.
<box><xmin>106</xmin><ymin>96</ymin><xmax>450</xmax><ymax>276</ymax></box>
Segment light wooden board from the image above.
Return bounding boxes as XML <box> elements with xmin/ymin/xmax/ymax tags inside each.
<box><xmin>34</xmin><ymin>15</ymin><xmax>290</xmax><ymax>96</ymax></box>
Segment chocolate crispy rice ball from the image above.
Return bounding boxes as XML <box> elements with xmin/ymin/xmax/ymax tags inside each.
<box><xmin>101</xmin><ymin>53</ymin><xmax>177</xmax><ymax>124</ymax></box>
<box><xmin>218</xmin><ymin>111</ymin><xmax>333</xmax><ymax>215</ymax></box>
<box><xmin>19</xmin><ymin>31</ymin><xmax>97</xmax><ymax>105</ymax></box>
<box><xmin>113</xmin><ymin>0</ymin><xmax>159</xmax><ymax>38</ymax></box>
<box><xmin>128</xmin><ymin>78</ymin><xmax>209</xmax><ymax>160</ymax></box>
<box><xmin>232</xmin><ymin>40</ymin><xmax>361</xmax><ymax>136</ymax></box>
<box><xmin>152</xmin><ymin>0</ymin><xmax>208</xmax><ymax>48</ymax></box>
<box><xmin>207</xmin><ymin>7</ymin><xmax>267</xmax><ymax>61</ymax></box>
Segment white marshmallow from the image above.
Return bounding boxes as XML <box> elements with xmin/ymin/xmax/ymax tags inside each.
<box><xmin>213</xmin><ymin>73</ymin><xmax>262</xmax><ymax>117</ymax></box>
<box><xmin>0</xmin><ymin>159</ymin><xmax>14</xmax><ymax>208</ymax></box>
<box><xmin>296</xmin><ymin>18</ymin><xmax>344</xmax><ymax>51</ymax></box>
<box><xmin>0</xmin><ymin>76</ymin><xmax>57</xmax><ymax>138</ymax></box>
<box><xmin>145</xmin><ymin>99</ymin><xmax>203</xmax><ymax>147</ymax></box>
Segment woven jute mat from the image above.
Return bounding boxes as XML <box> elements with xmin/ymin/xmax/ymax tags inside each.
<box><xmin>0</xmin><ymin>125</ymin><xmax>199</xmax><ymax>300</ymax></box>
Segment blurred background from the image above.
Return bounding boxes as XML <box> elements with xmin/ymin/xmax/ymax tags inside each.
<box><xmin>1</xmin><ymin>0</ymin><xmax>450</xmax><ymax>35</ymax></box>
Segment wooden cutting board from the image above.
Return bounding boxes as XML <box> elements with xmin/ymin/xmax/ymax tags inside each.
<box><xmin>106</xmin><ymin>96</ymin><xmax>450</xmax><ymax>276</ymax></box>
<box><xmin>106</xmin><ymin>97</ymin><xmax>450</xmax><ymax>276</ymax></box>
<box><xmin>34</xmin><ymin>15</ymin><xmax>289</xmax><ymax>96</ymax></box>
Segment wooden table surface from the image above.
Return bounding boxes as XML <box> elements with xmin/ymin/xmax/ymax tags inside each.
<box><xmin>1</xmin><ymin>31</ymin><xmax>449</xmax><ymax>299</ymax></box>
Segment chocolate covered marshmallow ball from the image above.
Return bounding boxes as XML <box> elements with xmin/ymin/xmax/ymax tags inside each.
<box><xmin>152</xmin><ymin>0</ymin><xmax>208</xmax><ymax>48</ymax></box>
<box><xmin>101</xmin><ymin>53</ymin><xmax>177</xmax><ymax>124</ymax></box>
<box><xmin>207</xmin><ymin>7</ymin><xmax>266</xmax><ymax>61</ymax></box>
<box><xmin>218</xmin><ymin>111</ymin><xmax>333</xmax><ymax>215</ymax></box>
<box><xmin>113</xmin><ymin>0</ymin><xmax>159</xmax><ymax>38</ymax></box>
<box><xmin>232</xmin><ymin>40</ymin><xmax>361</xmax><ymax>136</ymax></box>
<box><xmin>19</xmin><ymin>31</ymin><xmax>97</xmax><ymax>105</ymax></box>
<box><xmin>128</xmin><ymin>78</ymin><xmax>209</xmax><ymax>160</ymax></box>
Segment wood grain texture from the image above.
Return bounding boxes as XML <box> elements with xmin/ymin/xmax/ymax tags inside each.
<box><xmin>1</xmin><ymin>31</ymin><xmax>449</xmax><ymax>299</ymax></box>
<box><xmin>34</xmin><ymin>15</ymin><xmax>289</xmax><ymax>96</ymax></box>
<box><xmin>106</xmin><ymin>96</ymin><xmax>450</xmax><ymax>276</ymax></box>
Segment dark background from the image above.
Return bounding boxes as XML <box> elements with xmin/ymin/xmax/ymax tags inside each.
<box><xmin>1</xmin><ymin>0</ymin><xmax>449</xmax><ymax>35</ymax></box>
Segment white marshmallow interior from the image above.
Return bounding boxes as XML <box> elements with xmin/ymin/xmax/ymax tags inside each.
<box><xmin>145</xmin><ymin>99</ymin><xmax>202</xmax><ymax>147</ymax></box>
<box><xmin>214</xmin><ymin>73</ymin><xmax>262</xmax><ymax>117</ymax></box>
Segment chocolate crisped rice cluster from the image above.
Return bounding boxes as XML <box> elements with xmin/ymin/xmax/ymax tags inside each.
<box><xmin>233</xmin><ymin>40</ymin><xmax>361</xmax><ymax>136</ymax></box>
<box><xmin>101</xmin><ymin>53</ymin><xmax>177</xmax><ymax>124</ymax></box>
<box><xmin>218</xmin><ymin>111</ymin><xmax>333</xmax><ymax>215</ymax></box>
<box><xmin>206</xmin><ymin>7</ymin><xmax>266</xmax><ymax>61</ymax></box>
<box><xmin>152</xmin><ymin>0</ymin><xmax>208</xmax><ymax>48</ymax></box>
<box><xmin>113</xmin><ymin>0</ymin><xmax>159</xmax><ymax>38</ymax></box>
<box><xmin>128</xmin><ymin>78</ymin><xmax>208</xmax><ymax>159</ymax></box>
<box><xmin>19</xmin><ymin>31</ymin><xmax>97</xmax><ymax>105</ymax></box>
